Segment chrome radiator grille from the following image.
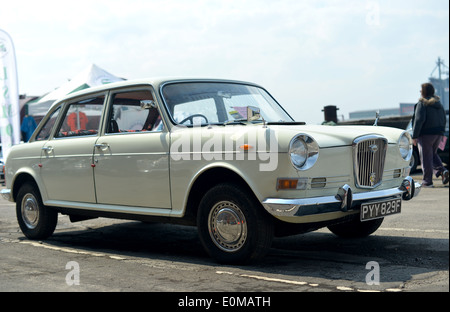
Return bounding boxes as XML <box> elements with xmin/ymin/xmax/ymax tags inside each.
<box><xmin>353</xmin><ymin>135</ymin><xmax>387</xmax><ymax>188</ymax></box>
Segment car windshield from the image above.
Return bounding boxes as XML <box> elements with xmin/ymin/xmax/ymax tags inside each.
<box><xmin>161</xmin><ymin>82</ymin><xmax>293</xmax><ymax>125</ymax></box>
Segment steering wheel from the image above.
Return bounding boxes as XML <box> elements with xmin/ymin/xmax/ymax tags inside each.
<box><xmin>179</xmin><ymin>114</ymin><xmax>209</xmax><ymax>125</ymax></box>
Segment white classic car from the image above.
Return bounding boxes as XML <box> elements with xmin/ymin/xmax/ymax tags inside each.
<box><xmin>2</xmin><ymin>78</ymin><xmax>421</xmax><ymax>264</ymax></box>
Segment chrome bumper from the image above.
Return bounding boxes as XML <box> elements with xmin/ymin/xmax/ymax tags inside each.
<box><xmin>1</xmin><ymin>188</ymin><xmax>12</xmax><ymax>201</ymax></box>
<box><xmin>262</xmin><ymin>177</ymin><xmax>421</xmax><ymax>218</ymax></box>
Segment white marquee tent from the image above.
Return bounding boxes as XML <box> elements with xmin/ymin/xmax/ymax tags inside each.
<box><xmin>28</xmin><ymin>64</ymin><xmax>125</xmax><ymax>117</ymax></box>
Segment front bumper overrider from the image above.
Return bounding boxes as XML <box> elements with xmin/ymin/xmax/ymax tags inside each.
<box><xmin>1</xmin><ymin>188</ymin><xmax>11</xmax><ymax>201</ymax></box>
<box><xmin>262</xmin><ymin>176</ymin><xmax>421</xmax><ymax>218</ymax></box>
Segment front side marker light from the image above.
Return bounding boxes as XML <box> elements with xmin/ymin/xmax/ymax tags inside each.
<box><xmin>239</xmin><ymin>144</ymin><xmax>253</xmax><ymax>151</ymax></box>
<box><xmin>277</xmin><ymin>178</ymin><xmax>308</xmax><ymax>190</ymax></box>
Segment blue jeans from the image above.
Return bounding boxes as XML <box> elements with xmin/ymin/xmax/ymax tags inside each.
<box><xmin>417</xmin><ymin>135</ymin><xmax>446</xmax><ymax>185</ymax></box>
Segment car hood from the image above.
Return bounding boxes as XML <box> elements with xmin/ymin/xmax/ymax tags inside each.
<box><xmin>268</xmin><ymin>124</ymin><xmax>404</xmax><ymax>148</ymax></box>
<box><xmin>172</xmin><ymin>123</ymin><xmax>405</xmax><ymax>153</ymax></box>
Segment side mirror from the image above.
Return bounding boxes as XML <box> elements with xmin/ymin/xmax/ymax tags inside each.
<box><xmin>247</xmin><ymin>106</ymin><xmax>267</xmax><ymax>128</ymax></box>
<box><xmin>247</xmin><ymin>106</ymin><xmax>261</xmax><ymax>121</ymax></box>
<box><xmin>140</xmin><ymin>100</ymin><xmax>157</xmax><ymax>109</ymax></box>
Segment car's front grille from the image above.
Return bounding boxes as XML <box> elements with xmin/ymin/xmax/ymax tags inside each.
<box><xmin>353</xmin><ymin>135</ymin><xmax>387</xmax><ymax>188</ymax></box>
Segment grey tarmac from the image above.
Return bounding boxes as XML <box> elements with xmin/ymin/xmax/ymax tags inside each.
<box><xmin>0</xmin><ymin>173</ymin><xmax>448</xmax><ymax>293</ymax></box>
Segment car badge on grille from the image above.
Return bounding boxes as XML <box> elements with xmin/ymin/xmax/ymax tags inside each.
<box><xmin>369</xmin><ymin>144</ymin><xmax>378</xmax><ymax>153</ymax></box>
<box><xmin>369</xmin><ymin>172</ymin><xmax>377</xmax><ymax>185</ymax></box>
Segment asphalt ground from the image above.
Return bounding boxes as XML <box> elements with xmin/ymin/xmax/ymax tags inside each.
<box><xmin>0</xmin><ymin>171</ymin><xmax>448</xmax><ymax>297</ymax></box>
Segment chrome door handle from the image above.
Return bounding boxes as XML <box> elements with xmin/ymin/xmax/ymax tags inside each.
<box><xmin>95</xmin><ymin>143</ymin><xmax>110</xmax><ymax>149</ymax></box>
<box><xmin>41</xmin><ymin>146</ymin><xmax>53</xmax><ymax>152</ymax></box>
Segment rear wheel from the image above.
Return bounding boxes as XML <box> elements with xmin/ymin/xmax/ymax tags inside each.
<box><xmin>16</xmin><ymin>183</ymin><xmax>58</xmax><ymax>239</ymax></box>
<box><xmin>197</xmin><ymin>183</ymin><xmax>273</xmax><ymax>264</ymax></box>
<box><xmin>327</xmin><ymin>217</ymin><xmax>383</xmax><ymax>238</ymax></box>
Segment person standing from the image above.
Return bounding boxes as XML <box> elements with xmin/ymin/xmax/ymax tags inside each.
<box><xmin>20</xmin><ymin>105</ymin><xmax>37</xmax><ymax>142</ymax></box>
<box><xmin>412</xmin><ymin>82</ymin><xmax>449</xmax><ymax>187</ymax></box>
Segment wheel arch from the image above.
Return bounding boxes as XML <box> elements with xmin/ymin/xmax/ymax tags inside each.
<box><xmin>11</xmin><ymin>172</ymin><xmax>40</xmax><ymax>203</ymax></box>
<box><xmin>183</xmin><ymin>166</ymin><xmax>260</xmax><ymax>225</ymax></box>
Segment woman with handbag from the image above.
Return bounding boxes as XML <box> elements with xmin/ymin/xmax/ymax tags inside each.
<box><xmin>412</xmin><ymin>82</ymin><xmax>449</xmax><ymax>187</ymax></box>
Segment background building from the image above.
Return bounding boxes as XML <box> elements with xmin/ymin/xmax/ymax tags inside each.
<box><xmin>347</xmin><ymin>58</ymin><xmax>449</xmax><ymax>121</ymax></box>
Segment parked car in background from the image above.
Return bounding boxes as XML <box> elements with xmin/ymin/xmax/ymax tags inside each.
<box><xmin>2</xmin><ymin>78</ymin><xmax>421</xmax><ymax>264</ymax></box>
<box><xmin>406</xmin><ymin>113</ymin><xmax>449</xmax><ymax>173</ymax></box>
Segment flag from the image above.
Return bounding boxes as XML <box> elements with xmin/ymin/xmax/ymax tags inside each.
<box><xmin>0</xmin><ymin>29</ymin><xmax>21</xmax><ymax>159</ymax></box>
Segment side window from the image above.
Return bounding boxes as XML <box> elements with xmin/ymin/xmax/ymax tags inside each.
<box><xmin>107</xmin><ymin>90</ymin><xmax>163</xmax><ymax>134</ymax></box>
<box><xmin>56</xmin><ymin>96</ymin><xmax>105</xmax><ymax>138</ymax></box>
<box><xmin>35</xmin><ymin>106</ymin><xmax>62</xmax><ymax>141</ymax></box>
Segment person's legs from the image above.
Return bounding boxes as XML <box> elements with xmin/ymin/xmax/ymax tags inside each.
<box><xmin>418</xmin><ymin>135</ymin><xmax>439</xmax><ymax>186</ymax></box>
<box><xmin>432</xmin><ymin>136</ymin><xmax>445</xmax><ymax>177</ymax></box>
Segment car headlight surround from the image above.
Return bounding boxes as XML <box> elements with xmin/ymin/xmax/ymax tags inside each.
<box><xmin>289</xmin><ymin>134</ymin><xmax>319</xmax><ymax>171</ymax></box>
<box><xmin>398</xmin><ymin>131</ymin><xmax>413</xmax><ymax>161</ymax></box>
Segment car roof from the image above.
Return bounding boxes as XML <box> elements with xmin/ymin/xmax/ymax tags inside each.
<box><xmin>53</xmin><ymin>77</ymin><xmax>261</xmax><ymax>105</ymax></box>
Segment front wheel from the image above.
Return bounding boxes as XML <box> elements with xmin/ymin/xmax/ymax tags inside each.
<box><xmin>16</xmin><ymin>183</ymin><xmax>58</xmax><ymax>240</ymax></box>
<box><xmin>197</xmin><ymin>183</ymin><xmax>273</xmax><ymax>264</ymax></box>
<box><xmin>327</xmin><ymin>217</ymin><xmax>384</xmax><ymax>238</ymax></box>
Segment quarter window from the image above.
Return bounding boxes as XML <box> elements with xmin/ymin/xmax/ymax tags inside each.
<box><xmin>35</xmin><ymin>106</ymin><xmax>62</xmax><ymax>141</ymax></box>
<box><xmin>56</xmin><ymin>96</ymin><xmax>105</xmax><ymax>138</ymax></box>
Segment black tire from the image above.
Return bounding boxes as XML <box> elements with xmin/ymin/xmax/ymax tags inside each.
<box><xmin>327</xmin><ymin>217</ymin><xmax>383</xmax><ymax>238</ymax></box>
<box><xmin>16</xmin><ymin>183</ymin><xmax>58</xmax><ymax>240</ymax></box>
<box><xmin>197</xmin><ymin>183</ymin><xmax>273</xmax><ymax>264</ymax></box>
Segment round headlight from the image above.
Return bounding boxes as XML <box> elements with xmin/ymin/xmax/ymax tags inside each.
<box><xmin>289</xmin><ymin>134</ymin><xmax>319</xmax><ymax>170</ymax></box>
<box><xmin>290</xmin><ymin>138</ymin><xmax>308</xmax><ymax>168</ymax></box>
<box><xmin>398</xmin><ymin>131</ymin><xmax>413</xmax><ymax>161</ymax></box>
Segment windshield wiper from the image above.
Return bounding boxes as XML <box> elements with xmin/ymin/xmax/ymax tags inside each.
<box><xmin>267</xmin><ymin>121</ymin><xmax>306</xmax><ymax>125</ymax></box>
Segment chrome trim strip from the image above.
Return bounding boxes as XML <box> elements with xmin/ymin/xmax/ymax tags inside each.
<box><xmin>43</xmin><ymin>200</ymin><xmax>172</xmax><ymax>216</ymax></box>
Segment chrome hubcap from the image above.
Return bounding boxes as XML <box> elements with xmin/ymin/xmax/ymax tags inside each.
<box><xmin>21</xmin><ymin>194</ymin><xmax>39</xmax><ymax>229</ymax></box>
<box><xmin>208</xmin><ymin>201</ymin><xmax>247</xmax><ymax>252</ymax></box>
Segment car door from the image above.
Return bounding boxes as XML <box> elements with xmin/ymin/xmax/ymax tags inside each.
<box><xmin>93</xmin><ymin>89</ymin><xmax>171</xmax><ymax>209</ymax></box>
<box><xmin>39</xmin><ymin>94</ymin><xmax>106</xmax><ymax>203</ymax></box>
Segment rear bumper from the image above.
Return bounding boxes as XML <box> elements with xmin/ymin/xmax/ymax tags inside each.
<box><xmin>262</xmin><ymin>176</ymin><xmax>421</xmax><ymax>218</ymax></box>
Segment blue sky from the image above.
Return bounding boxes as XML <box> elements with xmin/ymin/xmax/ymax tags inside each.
<box><xmin>1</xmin><ymin>0</ymin><xmax>449</xmax><ymax>124</ymax></box>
